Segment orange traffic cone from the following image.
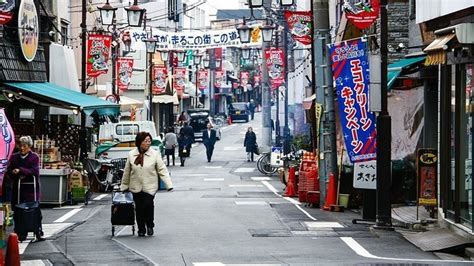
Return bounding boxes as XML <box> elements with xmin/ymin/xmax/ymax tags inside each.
<box><xmin>323</xmin><ymin>173</ymin><xmax>337</xmax><ymax>210</ymax></box>
<box><xmin>227</xmin><ymin>116</ymin><xmax>232</xmax><ymax>125</ymax></box>
<box><xmin>284</xmin><ymin>166</ymin><xmax>297</xmax><ymax>197</ymax></box>
<box><xmin>5</xmin><ymin>233</ymin><xmax>20</xmax><ymax>266</ymax></box>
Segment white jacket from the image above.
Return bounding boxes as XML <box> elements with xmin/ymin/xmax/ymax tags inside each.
<box><xmin>120</xmin><ymin>148</ymin><xmax>173</xmax><ymax>195</ymax></box>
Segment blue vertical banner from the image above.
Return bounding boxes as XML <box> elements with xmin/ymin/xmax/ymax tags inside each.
<box><xmin>329</xmin><ymin>39</ymin><xmax>377</xmax><ymax>163</ymax></box>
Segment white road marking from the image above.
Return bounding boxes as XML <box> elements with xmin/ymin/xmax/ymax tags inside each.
<box><xmin>251</xmin><ymin>177</ymin><xmax>271</xmax><ymax>181</ymax></box>
<box><xmin>187</xmin><ymin>174</ymin><xmax>208</xmax><ymax>177</ymax></box>
<box><xmin>234</xmin><ymin>168</ymin><xmax>255</xmax><ymax>173</ymax></box>
<box><xmin>223</xmin><ymin>147</ymin><xmax>241</xmax><ymax>151</ymax></box>
<box><xmin>261</xmin><ymin>181</ymin><xmax>317</xmax><ymax>221</ymax></box>
<box><xmin>340</xmin><ymin>237</ymin><xmax>470</xmax><ymax>263</ymax></box>
<box><xmin>193</xmin><ymin>263</ymin><xmax>279</xmax><ymax>266</ymax></box>
<box><xmin>204</xmin><ymin>178</ymin><xmax>225</xmax><ymax>182</ymax></box>
<box><xmin>205</xmin><ymin>166</ymin><xmax>222</xmax><ymax>169</ymax></box>
<box><xmin>228</xmin><ymin>184</ymin><xmax>263</xmax><ymax>187</ymax></box>
<box><xmin>54</xmin><ymin>209</ymin><xmax>82</xmax><ymax>223</ymax></box>
<box><xmin>53</xmin><ymin>205</ymin><xmax>83</xmax><ymax>210</ymax></box>
<box><xmin>305</xmin><ymin>221</ymin><xmax>344</xmax><ymax>228</ymax></box>
<box><xmin>235</xmin><ymin>201</ymin><xmax>268</xmax><ymax>205</ymax></box>
<box><xmin>116</xmin><ymin>225</ymin><xmax>131</xmax><ymax>236</ymax></box>
<box><xmin>93</xmin><ymin>194</ymin><xmax>109</xmax><ymax>201</ymax></box>
<box><xmin>20</xmin><ymin>260</ymin><xmax>47</xmax><ymax>266</ymax></box>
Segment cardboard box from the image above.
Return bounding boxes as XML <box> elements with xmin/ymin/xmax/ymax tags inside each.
<box><xmin>69</xmin><ymin>170</ymin><xmax>83</xmax><ymax>188</ymax></box>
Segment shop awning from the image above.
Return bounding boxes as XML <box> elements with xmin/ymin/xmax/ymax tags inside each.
<box><xmin>302</xmin><ymin>94</ymin><xmax>316</xmax><ymax>110</ymax></box>
<box><xmin>4</xmin><ymin>82</ymin><xmax>120</xmax><ymax>116</ymax></box>
<box><xmin>388</xmin><ymin>56</ymin><xmax>426</xmax><ymax>89</ymax></box>
<box><xmin>423</xmin><ymin>33</ymin><xmax>456</xmax><ymax>66</ymax></box>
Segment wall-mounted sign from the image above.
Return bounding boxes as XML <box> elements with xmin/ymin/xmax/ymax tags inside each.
<box><xmin>87</xmin><ymin>34</ymin><xmax>112</xmax><ymax>78</ymax></box>
<box><xmin>18</xmin><ymin>0</ymin><xmax>39</xmax><ymax>62</ymax></box>
<box><xmin>417</xmin><ymin>149</ymin><xmax>437</xmax><ymax>206</ymax></box>
<box><xmin>116</xmin><ymin>57</ymin><xmax>134</xmax><ymax>92</ymax></box>
<box><xmin>0</xmin><ymin>0</ymin><xmax>14</xmax><ymax>25</ymax></box>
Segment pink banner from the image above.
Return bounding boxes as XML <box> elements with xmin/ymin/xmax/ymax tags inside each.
<box><xmin>87</xmin><ymin>34</ymin><xmax>112</xmax><ymax>78</ymax></box>
<box><xmin>116</xmin><ymin>57</ymin><xmax>134</xmax><ymax>92</ymax></box>
<box><xmin>240</xmin><ymin>71</ymin><xmax>249</xmax><ymax>87</ymax></box>
<box><xmin>344</xmin><ymin>0</ymin><xmax>380</xmax><ymax>30</ymax></box>
<box><xmin>265</xmin><ymin>48</ymin><xmax>285</xmax><ymax>90</ymax></box>
<box><xmin>284</xmin><ymin>11</ymin><xmax>313</xmax><ymax>45</ymax></box>
<box><xmin>153</xmin><ymin>65</ymin><xmax>168</xmax><ymax>95</ymax></box>
<box><xmin>215</xmin><ymin>71</ymin><xmax>224</xmax><ymax>88</ymax></box>
<box><xmin>198</xmin><ymin>70</ymin><xmax>208</xmax><ymax>90</ymax></box>
<box><xmin>174</xmin><ymin>67</ymin><xmax>187</xmax><ymax>97</ymax></box>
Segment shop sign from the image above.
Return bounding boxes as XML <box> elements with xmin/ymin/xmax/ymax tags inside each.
<box><xmin>116</xmin><ymin>57</ymin><xmax>134</xmax><ymax>92</ymax></box>
<box><xmin>0</xmin><ymin>109</ymin><xmax>15</xmax><ymax>195</ymax></box>
<box><xmin>87</xmin><ymin>34</ymin><xmax>112</xmax><ymax>78</ymax></box>
<box><xmin>417</xmin><ymin>149</ymin><xmax>437</xmax><ymax>206</ymax></box>
<box><xmin>353</xmin><ymin>160</ymin><xmax>376</xmax><ymax>189</ymax></box>
<box><xmin>18</xmin><ymin>0</ymin><xmax>39</xmax><ymax>62</ymax></box>
<box><xmin>0</xmin><ymin>0</ymin><xmax>14</xmax><ymax>25</ymax></box>
<box><xmin>215</xmin><ymin>71</ymin><xmax>224</xmax><ymax>88</ymax></box>
<box><xmin>173</xmin><ymin>67</ymin><xmax>187</xmax><ymax>96</ymax></box>
<box><xmin>152</xmin><ymin>65</ymin><xmax>168</xmax><ymax>95</ymax></box>
<box><xmin>240</xmin><ymin>71</ymin><xmax>249</xmax><ymax>87</ymax></box>
<box><xmin>329</xmin><ymin>38</ymin><xmax>377</xmax><ymax>163</ymax></box>
<box><xmin>198</xmin><ymin>70</ymin><xmax>208</xmax><ymax>90</ymax></box>
<box><xmin>265</xmin><ymin>48</ymin><xmax>285</xmax><ymax>91</ymax></box>
<box><xmin>344</xmin><ymin>0</ymin><xmax>380</xmax><ymax>30</ymax></box>
<box><xmin>284</xmin><ymin>11</ymin><xmax>313</xmax><ymax>46</ymax></box>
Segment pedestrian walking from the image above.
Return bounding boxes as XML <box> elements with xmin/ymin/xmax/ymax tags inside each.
<box><xmin>120</xmin><ymin>132</ymin><xmax>173</xmax><ymax>237</ymax></box>
<box><xmin>177</xmin><ymin>132</ymin><xmax>192</xmax><ymax>166</ymax></box>
<box><xmin>177</xmin><ymin>111</ymin><xmax>189</xmax><ymax>126</ymax></box>
<box><xmin>6</xmin><ymin>136</ymin><xmax>44</xmax><ymax>242</ymax></box>
<box><xmin>244</xmin><ymin>127</ymin><xmax>258</xmax><ymax>162</ymax></box>
<box><xmin>163</xmin><ymin>127</ymin><xmax>178</xmax><ymax>166</ymax></box>
<box><xmin>248</xmin><ymin>99</ymin><xmax>256</xmax><ymax>120</ymax></box>
<box><xmin>180</xmin><ymin>121</ymin><xmax>195</xmax><ymax>145</ymax></box>
<box><xmin>202</xmin><ymin>123</ymin><xmax>217</xmax><ymax>163</ymax></box>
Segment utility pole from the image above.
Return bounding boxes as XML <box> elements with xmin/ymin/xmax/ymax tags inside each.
<box><xmin>313</xmin><ymin>0</ymin><xmax>337</xmax><ymax>207</ymax></box>
<box><xmin>375</xmin><ymin>0</ymin><xmax>392</xmax><ymax>229</ymax></box>
<box><xmin>275</xmin><ymin>31</ymin><xmax>281</xmax><ymax>145</ymax></box>
<box><xmin>80</xmin><ymin>0</ymin><xmax>87</xmax><ymax>160</ymax></box>
<box><xmin>261</xmin><ymin>0</ymin><xmax>272</xmax><ymax>151</ymax></box>
<box><xmin>282</xmin><ymin>8</ymin><xmax>291</xmax><ymax>155</ymax></box>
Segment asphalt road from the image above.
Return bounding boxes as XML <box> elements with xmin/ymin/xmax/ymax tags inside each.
<box><xmin>20</xmin><ymin>112</ymin><xmax>473</xmax><ymax>265</ymax></box>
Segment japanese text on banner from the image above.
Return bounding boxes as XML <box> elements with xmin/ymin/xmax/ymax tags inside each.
<box><xmin>152</xmin><ymin>66</ymin><xmax>168</xmax><ymax>95</ymax></box>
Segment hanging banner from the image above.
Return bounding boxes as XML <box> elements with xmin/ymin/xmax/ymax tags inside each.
<box><xmin>329</xmin><ymin>38</ymin><xmax>377</xmax><ymax>163</ymax></box>
<box><xmin>173</xmin><ymin>67</ymin><xmax>187</xmax><ymax>96</ymax></box>
<box><xmin>254</xmin><ymin>74</ymin><xmax>261</xmax><ymax>86</ymax></box>
<box><xmin>0</xmin><ymin>0</ymin><xmax>14</xmax><ymax>25</ymax></box>
<box><xmin>18</xmin><ymin>0</ymin><xmax>39</xmax><ymax>62</ymax></box>
<box><xmin>240</xmin><ymin>71</ymin><xmax>249</xmax><ymax>87</ymax></box>
<box><xmin>284</xmin><ymin>11</ymin><xmax>313</xmax><ymax>46</ymax></box>
<box><xmin>215</xmin><ymin>71</ymin><xmax>224</xmax><ymax>88</ymax></box>
<box><xmin>198</xmin><ymin>70</ymin><xmax>208</xmax><ymax>90</ymax></box>
<box><xmin>87</xmin><ymin>34</ymin><xmax>112</xmax><ymax>78</ymax></box>
<box><xmin>116</xmin><ymin>57</ymin><xmax>134</xmax><ymax>92</ymax></box>
<box><xmin>417</xmin><ymin>149</ymin><xmax>437</xmax><ymax>206</ymax></box>
<box><xmin>265</xmin><ymin>48</ymin><xmax>285</xmax><ymax>90</ymax></box>
<box><xmin>344</xmin><ymin>0</ymin><xmax>380</xmax><ymax>30</ymax></box>
<box><xmin>152</xmin><ymin>65</ymin><xmax>168</xmax><ymax>95</ymax></box>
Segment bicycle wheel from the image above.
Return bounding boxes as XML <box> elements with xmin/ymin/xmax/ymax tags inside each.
<box><xmin>257</xmin><ymin>153</ymin><xmax>276</xmax><ymax>175</ymax></box>
<box><xmin>256</xmin><ymin>154</ymin><xmax>267</xmax><ymax>174</ymax></box>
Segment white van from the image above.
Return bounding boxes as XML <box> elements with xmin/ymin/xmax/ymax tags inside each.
<box><xmin>99</xmin><ymin>121</ymin><xmax>158</xmax><ymax>143</ymax></box>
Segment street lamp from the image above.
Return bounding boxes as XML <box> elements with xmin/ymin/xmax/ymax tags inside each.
<box><xmin>237</xmin><ymin>21</ymin><xmax>251</xmax><ymax>44</ymax></box>
<box><xmin>194</xmin><ymin>52</ymin><xmax>203</xmax><ymax>65</ymax></box>
<box><xmin>144</xmin><ymin>37</ymin><xmax>157</xmax><ymax>54</ymax></box>
<box><xmin>280</xmin><ymin>0</ymin><xmax>294</xmax><ymax>6</ymax></box>
<box><xmin>159</xmin><ymin>50</ymin><xmax>169</xmax><ymax>62</ymax></box>
<box><xmin>144</xmin><ymin>37</ymin><xmax>157</xmax><ymax>121</ymax></box>
<box><xmin>125</xmin><ymin>0</ymin><xmax>145</xmax><ymax>27</ymax></box>
<box><xmin>203</xmin><ymin>54</ymin><xmax>210</xmax><ymax>68</ymax></box>
<box><xmin>98</xmin><ymin>0</ymin><xmax>117</xmax><ymax>26</ymax></box>
<box><xmin>215</xmin><ymin>58</ymin><xmax>222</xmax><ymax>69</ymax></box>
<box><xmin>248</xmin><ymin>0</ymin><xmax>264</xmax><ymax>8</ymax></box>
<box><xmin>241</xmin><ymin>47</ymin><xmax>251</xmax><ymax>60</ymax></box>
<box><xmin>176</xmin><ymin>50</ymin><xmax>186</xmax><ymax>62</ymax></box>
<box><xmin>260</xmin><ymin>21</ymin><xmax>276</xmax><ymax>43</ymax></box>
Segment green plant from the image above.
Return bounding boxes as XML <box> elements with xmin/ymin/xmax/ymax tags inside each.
<box><xmin>291</xmin><ymin>134</ymin><xmax>312</xmax><ymax>151</ymax></box>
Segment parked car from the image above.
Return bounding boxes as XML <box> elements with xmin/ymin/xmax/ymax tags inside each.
<box><xmin>187</xmin><ymin>109</ymin><xmax>222</xmax><ymax>141</ymax></box>
<box><xmin>229</xmin><ymin>102</ymin><xmax>249</xmax><ymax>122</ymax></box>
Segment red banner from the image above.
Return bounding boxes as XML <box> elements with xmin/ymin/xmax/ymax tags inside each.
<box><xmin>215</xmin><ymin>71</ymin><xmax>224</xmax><ymax>88</ymax></box>
<box><xmin>87</xmin><ymin>34</ymin><xmax>112</xmax><ymax>78</ymax></box>
<box><xmin>116</xmin><ymin>57</ymin><xmax>134</xmax><ymax>92</ymax></box>
<box><xmin>174</xmin><ymin>67</ymin><xmax>187</xmax><ymax>96</ymax></box>
<box><xmin>0</xmin><ymin>0</ymin><xmax>14</xmax><ymax>25</ymax></box>
<box><xmin>344</xmin><ymin>0</ymin><xmax>380</xmax><ymax>30</ymax></box>
<box><xmin>284</xmin><ymin>11</ymin><xmax>313</xmax><ymax>45</ymax></box>
<box><xmin>198</xmin><ymin>70</ymin><xmax>208</xmax><ymax>90</ymax></box>
<box><xmin>265</xmin><ymin>48</ymin><xmax>285</xmax><ymax>90</ymax></box>
<box><xmin>152</xmin><ymin>65</ymin><xmax>168</xmax><ymax>95</ymax></box>
<box><xmin>254</xmin><ymin>74</ymin><xmax>261</xmax><ymax>85</ymax></box>
<box><xmin>240</xmin><ymin>72</ymin><xmax>249</xmax><ymax>87</ymax></box>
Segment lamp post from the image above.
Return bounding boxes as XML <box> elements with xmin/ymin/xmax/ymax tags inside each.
<box><xmin>144</xmin><ymin>36</ymin><xmax>157</xmax><ymax>121</ymax></box>
<box><xmin>194</xmin><ymin>52</ymin><xmax>203</xmax><ymax>108</ymax></box>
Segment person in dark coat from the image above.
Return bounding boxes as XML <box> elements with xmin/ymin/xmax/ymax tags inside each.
<box><xmin>244</xmin><ymin>127</ymin><xmax>257</xmax><ymax>162</ymax></box>
<box><xmin>6</xmin><ymin>136</ymin><xmax>44</xmax><ymax>242</ymax></box>
<box><xmin>202</xmin><ymin>123</ymin><xmax>217</xmax><ymax>163</ymax></box>
<box><xmin>180</xmin><ymin>121</ymin><xmax>195</xmax><ymax>145</ymax></box>
<box><xmin>248</xmin><ymin>99</ymin><xmax>256</xmax><ymax>120</ymax></box>
<box><xmin>177</xmin><ymin>132</ymin><xmax>192</xmax><ymax>166</ymax></box>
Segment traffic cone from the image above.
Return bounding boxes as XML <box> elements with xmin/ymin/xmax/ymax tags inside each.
<box><xmin>5</xmin><ymin>233</ymin><xmax>20</xmax><ymax>266</ymax></box>
<box><xmin>323</xmin><ymin>173</ymin><xmax>337</xmax><ymax>210</ymax></box>
<box><xmin>227</xmin><ymin>116</ymin><xmax>232</xmax><ymax>125</ymax></box>
<box><xmin>284</xmin><ymin>166</ymin><xmax>297</xmax><ymax>197</ymax></box>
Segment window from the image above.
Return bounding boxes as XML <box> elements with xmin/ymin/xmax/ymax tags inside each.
<box><xmin>60</xmin><ymin>19</ymin><xmax>69</xmax><ymax>45</ymax></box>
<box><xmin>116</xmin><ymin>124</ymin><xmax>139</xmax><ymax>136</ymax></box>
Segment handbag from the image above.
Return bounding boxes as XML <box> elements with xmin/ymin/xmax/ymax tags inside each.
<box><xmin>254</xmin><ymin>143</ymin><xmax>260</xmax><ymax>155</ymax></box>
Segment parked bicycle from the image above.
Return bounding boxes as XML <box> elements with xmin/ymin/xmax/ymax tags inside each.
<box><xmin>256</xmin><ymin>152</ymin><xmax>278</xmax><ymax>175</ymax></box>
<box><xmin>83</xmin><ymin>158</ymin><xmax>126</xmax><ymax>192</ymax></box>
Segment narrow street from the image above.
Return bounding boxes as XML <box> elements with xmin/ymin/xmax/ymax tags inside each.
<box><xmin>19</xmin><ymin>113</ymin><xmax>467</xmax><ymax>265</ymax></box>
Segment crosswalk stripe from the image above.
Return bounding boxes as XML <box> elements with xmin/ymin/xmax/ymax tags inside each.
<box><xmin>54</xmin><ymin>209</ymin><xmax>82</xmax><ymax>223</ymax></box>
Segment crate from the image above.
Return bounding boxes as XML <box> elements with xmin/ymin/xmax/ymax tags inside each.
<box><xmin>299</xmin><ymin>160</ymin><xmax>317</xmax><ymax>172</ymax></box>
<box><xmin>298</xmin><ymin>191</ymin><xmax>307</xmax><ymax>203</ymax></box>
<box><xmin>307</xmin><ymin>191</ymin><xmax>320</xmax><ymax>205</ymax></box>
<box><xmin>71</xmin><ymin>187</ymin><xmax>87</xmax><ymax>201</ymax></box>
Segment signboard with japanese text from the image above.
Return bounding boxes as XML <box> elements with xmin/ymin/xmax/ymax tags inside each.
<box><xmin>18</xmin><ymin>0</ymin><xmax>39</xmax><ymax>62</ymax></box>
<box><xmin>265</xmin><ymin>48</ymin><xmax>285</xmax><ymax>90</ymax></box>
<box><xmin>87</xmin><ymin>34</ymin><xmax>112</xmax><ymax>78</ymax></box>
<box><xmin>344</xmin><ymin>0</ymin><xmax>380</xmax><ymax>30</ymax></box>
<box><xmin>215</xmin><ymin>71</ymin><xmax>224</xmax><ymax>88</ymax></box>
<box><xmin>198</xmin><ymin>70</ymin><xmax>208</xmax><ymax>90</ymax></box>
<box><xmin>173</xmin><ymin>67</ymin><xmax>187</xmax><ymax>96</ymax></box>
<box><xmin>284</xmin><ymin>11</ymin><xmax>313</xmax><ymax>45</ymax></box>
<box><xmin>329</xmin><ymin>38</ymin><xmax>377</xmax><ymax>163</ymax></box>
<box><xmin>417</xmin><ymin>149</ymin><xmax>437</xmax><ymax>206</ymax></box>
<box><xmin>353</xmin><ymin>160</ymin><xmax>376</xmax><ymax>189</ymax></box>
<box><xmin>152</xmin><ymin>65</ymin><xmax>168</xmax><ymax>95</ymax></box>
<box><xmin>116</xmin><ymin>57</ymin><xmax>134</xmax><ymax>92</ymax></box>
<box><xmin>0</xmin><ymin>0</ymin><xmax>14</xmax><ymax>25</ymax></box>
<box><xmin>240</xmin><ymin>71</ymin><xmax>249</xmax><ymax>87</ymax></box>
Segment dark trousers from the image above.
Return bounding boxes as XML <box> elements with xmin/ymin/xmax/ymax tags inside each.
<box><xmin>250</xmin><ymin>111</ymin><xmax>255</xmax><ymax>120</ymax></box>
<box><xmin>133</xmin><ymin>191</ymin><xmax>155</xmax><ymax>232</ymax></box>
<box><xmin>206</xmin><ymin>145</ymin><xmax>214</xmax><ymax>162</ymax></box>
<box><xmin>166</xmin><ymin>154</ymin><xmax>175</xmax><ymax>165</ymax></box>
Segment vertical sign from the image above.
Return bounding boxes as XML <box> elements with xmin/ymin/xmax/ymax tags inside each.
<box><xmin>215</xmin><ymin>71</ymin><xmax>224</xmax><ymax>88</ymax></box>
<box><xmin>240</xmin><ymin>71</ymin><xmax>249</xmax><ymax>87</ymax></box>
<box><xmin>284</xmin><ymin>11</ymin><xmax>313</xmax><ymax>46</ymax></box>
<box><xmin>198</xmin><ymin>70</ymin><xmax>208</xmax><ymax>90</ymax></box>
<box><xmin>353</xmin><ymin>160</ymin><xmax>377</xmax><ymax>189</ymax></box>
<box><xmin>18</xmin><ymin>0</ymin><xmax>39</xmax><ymax>62</ymax></box>
<box><xmin>329</xmin><ymin>38</ymin><xmax>377</xmax><ymax>163</ymax></box>
<box><xmin>116</xmin><ymin>57</ymin><xmax>134</xmax><ymax>92</ymax></box>
<box><xmin>417</xmin><ymin>149</ymin><xmax>437</xmax><ymax>206</ymax></box>
<box><xmin>265</xmin><ymin>48</ymin><xmax>285</xmax><ymax>90</ymax></box>
<box><xmin>173</xmin><ymin>67</ymin><xmax>187</xmax><ymax>97</ymax></box>
<box><xmin>0</xmin><ymin>109</ymin><xmax>15</xmax><ymax>197</ymax></box>
<box><xmin>87</xmin><ymin>34</ymin><xmax>112</xmax><ymax>78</ymax></box>
<box><xmin>153</xmin><ymin>65</ymin><xmax>168</xmax><ymax>95</ymax></box>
